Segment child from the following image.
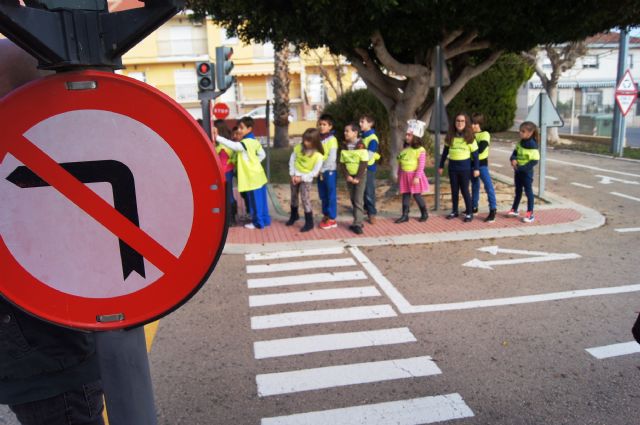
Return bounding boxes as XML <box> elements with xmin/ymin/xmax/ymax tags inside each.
<box><xmin>507</xmin><ymin>121</ymin><xmax>540</xmax><ymax>223</ymax></box>
<box><xmin>339</xmin><ymin>122</ymin><xmax>369</xmax><ymax>235</ymax></box>
<box><xmin>438</xmin><ymin>113</ymin><xmax>480</xmax><ymax>222</ymax></box>
<box><xmin>286</xmin><ymin>128</ymin><xmax>324</xmax><ymax>232</ymax></box>
<box><xmin>231</xmin><ymin>125</ymin><xmax>251</xmax><ymax>222</ymax></box>
<box><xmin>214</xmin><ymin>116</ymin><xmax>271</xmax><ymax>229</ymax></box>
<box><xmin>317</xmin><ymin>114</ymin><xmax>339</xmax><ymax>230</ymax></box>
<box><xmin>213</xmin><ymin>120</ymin><xmax>238</xmax><ymax>225</ymax></box>
<box><xmin>359</xmin><ymin>113</ymin><xmax>381</xmax><ymax>224</ymax></box>
<box><xmin>395</xmin><ymin>120</ymin><xmax>429</xmax><ymax>223</ymax></box>
<box><xmin>470</xmin><ymin>113</ymin><xmax>497</xmax><ymax>222</ymax></box>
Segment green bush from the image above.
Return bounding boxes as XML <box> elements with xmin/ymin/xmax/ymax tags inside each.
<box><xmin>322</xmin><ymin>89</ymin><xmax>390</xmax><ymax>164</ymax></box>
<box><xmin>448</xmin><ymin>53</ymin><xmax>533</xmax><ymax>132</ymax></box>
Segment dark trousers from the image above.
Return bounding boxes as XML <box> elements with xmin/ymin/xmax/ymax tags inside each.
<box><xmin>402</xmin><ymin>193</ymin><xmax>425</xmax><ymax>210</ymax></box>
<box><xmin>449</xmin><ymin>169</ymin><xmax>472</xmax><ymax>214</ymax></box>
<box><xmin>9</xmin><ymin>381</ymin><xmax>104</xmax><ymax>425</ymax></box>
<box><xmin>363</xmin><ymin>169</ymin><xmax>377</xmax><ymax>216</ymax></box>
<box><xmin>512</xmin><ymin>170</ymin><xmax>535</xmax><ymax>212</ymax></box>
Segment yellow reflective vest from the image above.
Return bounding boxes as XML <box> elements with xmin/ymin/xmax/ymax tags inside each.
<box><xmin>293</xmin><ymin>144</ymin><xmax>323</xmax><ymax>174</ymax></box>
<box><xmin>475</xmin><ymin>131</ymin><xmax>491</xmax><ymax>161</ymax></box>
<box><xmin>215</xmin><ymin>144</ymin><xmax>236</xmax><ymax>165</ymax></box>
<box><xmin>340</xmin><ymin>148</ymin><xmax>369</xmax><ymax>175</ymax></box>
<box><xmin>448</xmin><ymin>137</ymin><xmax>478</xmax><ymax>161</ymax></box>
<box><xmin>398</xmin><ymin>146</ymin><xmax>426</xmax><ymax>172</ymax></box>
<box><xmin>236</xmin><ymin>137</ymin><xmax>267</xmax><ymax>192</ymax></box>
<box><xmin>362</xmin><ymin>132</ymin><xmax>381</xmax><ymax>166</ymax></box>
<box><xmin>321</xmin><ymin>134</ymin><xmax>339</xmax><ymax>162</ymax></box>
<box><xmin>516</xmin><ymin>140</ymin><xmax>540</xmax><ymax>166</ymax></box>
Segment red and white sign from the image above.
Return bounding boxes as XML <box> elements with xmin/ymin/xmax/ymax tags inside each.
<box><xmin>212</xmin><ymin>102</ymin><xmax>230</xmax><ymax>119</ymax></box>
<box><xmin>615</xmin><ymin>70</ymin><xmax>638</xmax><ymax>117</ymax></box>
<box><xmin>0</xmin><ymin>71</ymin><xmax>227</xmax><ymax>330</ymax></box>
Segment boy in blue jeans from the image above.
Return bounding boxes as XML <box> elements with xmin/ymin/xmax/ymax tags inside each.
<box><xmin>317</xmin><ymin>114</ymin><xmax>339</xmax><ymax>230</ymax></box>
<box><xmin>471</xmin><ymin>113</ymin><xmax>497</xmax><ymax>222</ymax></box>
<box><xmin>359</xmin><ymin>113</ymin><xmax>380</xmax><ymax>224</ymax></box>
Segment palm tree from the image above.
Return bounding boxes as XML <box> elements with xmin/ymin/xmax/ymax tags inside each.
<box><xmin>273</xmin><ymin>42</ymin><xmax>291</xmax><ymax>148</ymax></box>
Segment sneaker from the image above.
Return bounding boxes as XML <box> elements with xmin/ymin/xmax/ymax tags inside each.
<box><xmin>472</xmin><ymin>207</ymin><xmax>478</xmax><ymax>214</ymax></box>
<box><xmin>464</xmin><ymin>214</ymin><xmax>473</xmax><ymax>222</ymax></box>
<box><xmin>320</xmin><ymin>219</ymin><xmax>338</xmax><ymax>230</ymax></box>
<box><xmin>352</xmin><ymin>225</ymin><xmax>363</xmax><ymax>235</ymax></box>
<box><xmin>321</xmin><ymin>216</ymin><xmax>329</xmax><ymax>224</ymax></box>
<box><xmin>368</xmin><ymin>215</ymin><xmax>377</xmax><ymax>225</ymax></box>
<box><xmin>446</xmin><ymin>212</ymin><xmax>459</xmax><ymax>220</ymax></box>
<box><xmin>506</xmin><ymin>209</ymin><xmax>519</xmax><ymax>217</ymax></box>
<box><xmin>244</xmin><ymin>223</ymin><xmax>256</xmax><ymax>229</ymax></box>
<box><xmin>484</xmin><ymin>209</ymin><xmax>497</xmax><ymax>223</ymax></box>
<box><xmin>522</xmin><ymin>211</ymin><xmax>535</xmax><ymax>223</ymax></box>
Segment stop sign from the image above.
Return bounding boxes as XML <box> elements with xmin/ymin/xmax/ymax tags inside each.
<box><xmin>213</xmin><ymin>102</ymin><xmax>230</xmax><ymax>120</ymax></box>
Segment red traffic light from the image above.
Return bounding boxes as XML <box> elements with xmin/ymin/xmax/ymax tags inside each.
<box><xmin>198</xmin><ymin>62</ymin><xmax>211</xmax><ymax>75</ymax></box>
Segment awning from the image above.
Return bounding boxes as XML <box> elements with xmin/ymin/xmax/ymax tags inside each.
<box><xmin>529</xmin><ymin>80</ymin><xmax>616</xmax><ymax>89</ymax></box>
<box><xmin>233</xmin><ymin>63</ymin><xmax>302</xmax><ymax>77</ymax></box>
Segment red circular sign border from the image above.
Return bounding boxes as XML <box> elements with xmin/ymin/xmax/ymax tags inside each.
<box><xmin>0</xmin><ymin>71</ymin><xmax>228</xmax><ymax>331</ymax></box>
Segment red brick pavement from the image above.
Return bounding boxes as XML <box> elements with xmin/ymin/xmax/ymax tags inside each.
<box><xmin>226</xmin><ymin>208</ymin><xmax>582</xmax><ymax>245</ymax></box>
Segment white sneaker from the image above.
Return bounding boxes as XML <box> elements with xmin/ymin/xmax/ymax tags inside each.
<box><xmin>506</xmin><ymin>209</ymin><xmax>519</xmax><ymax>217</ymax></box>
<box><xmin>244</xmin><ymin>223</ymin><xmax>256</xmax><ymax>229</ymax></box>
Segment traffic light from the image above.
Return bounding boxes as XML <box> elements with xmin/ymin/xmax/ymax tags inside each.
<box><xmin>196</xmin><ymin>61</ymin><xmax>214</xmax><ymax>91</ymax></box>
<box><xmin>215</xmin><ymin>46</ymin><xmax>234</xmax><ymax>92</ymax></box>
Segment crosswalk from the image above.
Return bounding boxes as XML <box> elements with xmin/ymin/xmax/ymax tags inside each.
<box><xmin>245</xmin><ymin>246</ymin><xmax>474</xmax><ymax>425</ymax></box>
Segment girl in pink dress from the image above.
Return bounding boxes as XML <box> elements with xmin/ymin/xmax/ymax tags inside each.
<box><xmin>395</xmin><ymin>127</ymin><xmax>430</xmax><ymax>223</ymax></box>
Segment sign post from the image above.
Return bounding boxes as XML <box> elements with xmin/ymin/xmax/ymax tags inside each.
<box><xmin>611</xmin><ymin>28</ymin><xmax>632</xmax><ymax>157</ymax></box>
<box><xmin>525</xmin><ymin>91</ymin><xmax>564</xmax><ymax>198</ymax></box>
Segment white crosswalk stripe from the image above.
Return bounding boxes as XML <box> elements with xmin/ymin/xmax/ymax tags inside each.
<box><xmin>249</xmin><ymin>286</ymin><xmax>380</xmax><ymax>307</ymax></box>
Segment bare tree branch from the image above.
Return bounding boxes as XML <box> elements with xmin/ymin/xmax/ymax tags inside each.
<box><xmin>445</xmin><ymin>40</ymin><xmax>491</xmax><ymax>59</ymax></box>
<box><xmin>348</xmin><ymin>51</ymin><xmax>399</xmax><ymax>104</ymax></box>
<box><xmin>370</xmin><ymin>30</ymin><xmax>427</xmax><ymax>78</ymax></box>
<box><xmin>311</xmin><ymin>50</ymin><xmax>341</xmax><ymax>98</ymax></box>
<box><xmin>442</xmin><ymin>50</ymin><xmax>503</xmax><ymax>105</ymax></box>
<box><xmin>442</xmin><ymin>29</ymin><xmax>464</xmax><ymax>47</ymax></box>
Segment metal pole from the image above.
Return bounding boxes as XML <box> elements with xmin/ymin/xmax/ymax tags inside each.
<box><xmin>200</xmin><ymin>94</ymin><xmax>212</xmax><ymax>139</ymax></box>
<box><xmin>612</xmin><ymin>28</ymin><xmax>629</xmax><ymax>157</ymax></box>
<box><xmin>570</xmin><ymin>89</ymin><xmax>576</xmax><ymax>135</ymax></box>
<box><xmin>538</xmin><ymin>91</ymin><xmax>546</xmax><ymax>198</ymax></box>
<box><xmin>95</xmin><ymin>328</ymin><xmax>157</xmax><ymax>425</ymax></box>
<box><xmin>265</xmin><ymin>100</ymin><xmax>271</xmax><ymax>181</ymax></box>
<box><xmin>434</xmin><ymin>45</ymin><xmax>442</xmax><ymax>211</ymax></box>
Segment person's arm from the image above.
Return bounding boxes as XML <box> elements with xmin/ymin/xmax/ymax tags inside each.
<box><xmin>339</xmin><ymin>162</ymin><xmax>350</xmax><ymax>180</ymax></box>
<box><xmin>417</xmin><ymin>151</ymin><xmax>426</xmax><ymax>174</ymax></box>
<box><xmin>216</xmin><ymin>136</ymin><xmax>246</xmax><ymax>152</ymax></box>
<box><xmin>472</xmin><ymin>150</ymin><xmax>479</xmax><ymax>171</ymax></box>
<box><xmin>355</xmin><ymin>160</ymin><xmax>368</xmax><ymax>180</ymax></box>
<box><xmin>518</xmin><ymin>159</ymin><xmax>538</xmax><ymax>172</ymax></box>
<box><xmin>257</xmin><ymin>146</ymin><xmax>266</xmax><ymax>162</ymax></box>
<box><xmin>324</xmin><ymin>147</ymin><xmax>338</xmax><ymax>171</ymax></box>
<box><xmin>439</xmin><ymin>146</ymin><xmax>449</xmax><ymax>169</ymax></box>
<box><xmin>301</xmin><ymin>158</ymin><xmax>324</xmax><ymax>182</ymax></box>
<box><xmin>367</xmin><ymin>139</ymin><xmax>378</xmax><ymax>161</ymax></box>
<box><xmin>477</xmin><ymin>140</ymin><xmax>489</xmax><ymax>156</ymax></box>
<box><xmin>288</xmin><ymin>152</ymin><xmax>296</xmax><ymax>176</ymax></box>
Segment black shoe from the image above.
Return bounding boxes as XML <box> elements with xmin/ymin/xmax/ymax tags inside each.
<box><xmin>286</xmin><ymin>207</ymin><xmax>299</xmax><ymax>226</ymax></box>
<box><xmin>352</xmin><ymin>225</ymin><xmax>363</xmax><ymax>235</ymax></box>
<box><xmin>395</xmin><ymin>207</ymin><xmax>410</xmax><ymax>224</ymax></box>
<box><xmin>472</xmin><ymin>207</ymin><xmax>478</xmax><ymax>214</ymax></box>
<box><xmin>300</xmin><ymin>212</ymin><xmax>314</xmax><ymax>232</ymax></box>
<box><xmin>419</xmin><ymin>207</ymin><xmax>429</xmax><ymax>222</ymax></box>
<box><xmin>446</xmin><ymin>212</ymin><xmax>459</xmax><ymax>220</ymax></box>
<box><xmin>464</xmin><ymin>214</ymin><xmax>473</xmax><ymax>222</ymax></box>
<box><xmin>484</xmin><ymin>209</ymin><xmax>496</xmax><ymax>223</ymax></box>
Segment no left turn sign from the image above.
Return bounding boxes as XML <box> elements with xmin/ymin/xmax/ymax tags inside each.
<box><xmin>0</xmin><ymin>71</ymin><xmax>227</xmax><ymax>330</ymax></box>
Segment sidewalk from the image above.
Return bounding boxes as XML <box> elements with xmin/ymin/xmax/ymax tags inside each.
<box><xmin>223</xmin><ymin>178</ymin><xmax>604</xmax><ymax>254</ymax></box>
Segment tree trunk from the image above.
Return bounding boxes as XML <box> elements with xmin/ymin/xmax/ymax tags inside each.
<box><xmin>546</xmin><ymin>83</ymin><xmax>560</xmax><ymax>143</ymax></box>
<box><xmin>273</xmin><ymin>43</ymin><xmax>291</xmax><ymax>148</ymax></box>
<box><xmin>387</xmin><ymin>100</ymin><xmax>418</xmax><ymax>183</ymax></box>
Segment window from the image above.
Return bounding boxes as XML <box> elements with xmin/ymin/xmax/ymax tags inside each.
<box><xmin>542</xmin><ymin>57</ymin><xmax>552</xmax><ymax>69</ymax></box>
<box><xmin>307</xmin><ymin>74</ymin><xmax>323</xmax><ymax>103</ymax></box>
<box><xmin>157</xmin><ymin>25</ymin><xmax>207</xmax><ymax>57</ymax></box>
<box><xmin>582</xmin><ymin>55</ymin><xmax>599</xmax><ymax>69</ymax></box>
<box><xmin>127</xmin><ymin>72</ymin><xmax>146</xmax><ymax>83</ymax></box>
<box><xmin>174</xmin><ymin>69</ymin><xmax>198</xmax><ymax>102</ymax></box>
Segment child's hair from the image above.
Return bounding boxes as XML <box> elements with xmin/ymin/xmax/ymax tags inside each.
<box><xmin>520</xmin><ymin>121</ymin><xmax>539</xmax><ymax>142</ymax></box>
<box><xmin>345</xmin><ymin>122</ymin><xmax>360</xmax><ymax>133</ymax></box>
<box><xmin>302</xmin><ymin>128</ymin><xmax>325</xmax><ymax>156</ymax></box>
<box><xmin>471</xmin><ymin>113</ymin><xmax>485</xmax><ymax>127</ymax></box>
<box><xmin>445</xmin><ymin>112</ymin><xmax>475</xmax><ymax>145</ymax></box>
<box><xmin>214</xmin><ymin>119</ymin><xmax>232</xmax><ymax>139</ymax></box>
<box><xmin>409</xmin><ymin>134</ymin><xmax>424</xmax><ymax>148</ymax></box>
<box><xmin>239</xmin><ymin>116</ymin><xmax>255</xmax><ymax>129</ymax></box>
<box><xmin>232</xmin><ymin>126</ymin><xmax>239</xmax><ymax>132</ymax></box>
<box><xmin>318</xmin><ymin>113</ymin><xmax>335</xmax><ymax>128</ymax></box>
<box><xmin>359</xmin><ymin>113</ymin><xmax>375</xmax><ymax>127</ymax></box>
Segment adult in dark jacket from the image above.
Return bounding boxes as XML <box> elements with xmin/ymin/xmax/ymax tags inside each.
<box><xmin>0</xmin><ymin>39</ymin><xmax>104</xmax><ymax>425</ymax></box>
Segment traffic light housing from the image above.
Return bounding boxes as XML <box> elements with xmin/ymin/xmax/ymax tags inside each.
<box><xmin>215</xmin><ymin>46</ymin><xmax>234</xmax><ymax>92</ymax></box>
<box><xmin>196</xmin><ymin>61</ymin><xmax>214</xmax><ymax>91</ymax></box>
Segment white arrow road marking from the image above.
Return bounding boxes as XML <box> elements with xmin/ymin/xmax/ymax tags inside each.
<box><xmin>464</xmin><ymin>246</ymin><xmax>581</xmax><ymax>270</ymax></box>
<box><xmin>596</xmin><ymin>175</ymin><xmax>639</xmax><ymax>185</ymax></box>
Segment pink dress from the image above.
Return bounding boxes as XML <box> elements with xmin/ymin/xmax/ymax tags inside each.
<box><xmin>398</xmin><ymin>151</ymin><xmax>430</xmax><ymax>194</ymax></box>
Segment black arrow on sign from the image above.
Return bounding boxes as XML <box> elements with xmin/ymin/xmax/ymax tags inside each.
<box><xmin>7</xmin><ymin>160</ymin><xmax>146</xmax><ymax>280</ymax></box>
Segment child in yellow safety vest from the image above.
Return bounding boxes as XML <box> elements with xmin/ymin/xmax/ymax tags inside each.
<box><xmin>470</xmin><ymin>113</ymin><xmax>498</xmax><ymax>223</ymax></box>
<box><xmin>213</xmin><ymin>119</ymin><xmax>238</xmax><ymax>226</ymax></box>
<box><xmin>507</xmin><ymin>121</ymin><xmax>540</xmax><ymax>223</ymax></box>
<box><xmin>339</xmin><ymin>122</ymin><xmax>369</xmax><ymax>235</ymax></box>
<box><xmin>317</xmin><ymin>114</ymin><xmax>339</xmax><ymax>230</ymax></box>
<box><xmin>286</xmin><ymin>128</ymin><xmax>325</xmax><ymax>232</ymax></box>
<box><xmin>359</xmin><ymin>113</ymin><xmax>381</xmax><ymax>224</ymax></box>
<box><xmin>395</xmin><ymin>120</ymin><xmax>429</xmax><ymax>223</ymax></box>
<box><xmin>214</xmin><ymin>117</ymin><xmax>271</xmax><ymax>230</ymax></box>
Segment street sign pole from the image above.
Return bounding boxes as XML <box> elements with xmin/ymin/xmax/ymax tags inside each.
<box><xmin>199</xmin><ymin>91</ymin><xmax>214</xmax><ymax>139</ymax></box>
<box><xmin>265</xmin><ymin>100</ymin><xmax>272</xmax><ymax>181</ymax></box>
<box><xmin>434</xmin><ymin>45</ymin><xmax>443</xmax><ymax>211</ymax></box>
<box><xmin>538</xmin><ymin>91</ymin><xmax>547</xmax><ymax>198</ymax></box>
<box><xmin>612</xmin><ymin>28</ymin><xmax>630</xmax><ymax>157</ymax></box>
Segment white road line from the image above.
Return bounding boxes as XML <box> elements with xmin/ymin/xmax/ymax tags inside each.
<box><xmin>546</xmin><ymin>175</ymin><xmax>558</xmax><ymax>181</ymax></box>
<box><xmin>245</xmin><ymin>247</ymin><xmax>345</xmax><ymax>261</ymax></box>
<box><xmin>571</xmin><ymin>182</ymin><xmax>593</xmax><ymax>189</ymax></box>
<box><xmin>586</xmin><ymin>341</ymin><xmax>640</xmax><ymax>359</ymax></box>
<box><xmin>610</xmin><ymin>192</ymin><xmax>640</xmax><ymax>203</ymax></box>
<box><xmin>493</xmin><ymin>148</ymin><xmax>640</xmax><ymax>178</ymax></box>
<box><xmin>614</xmin><ymin>227</ymin><xmax>640</xmax><ymax>233</ymax></box>
<box><xmin>249</xmin><ymin>286</ymin><xmax>381</xmax><ymax>307</ymax></box>
<box><xmin>261</xmin><ymin>393</ymin><xmax>474</xmax><ymax>425</ymax></box>
<box><xmin>247</xmin><ymin>271</ymin><xmax>368</xmax><ymax>289</ymax></box>
<box><xmin>247</xmin><ymin>258</ymin><xmax>356</xmax><ymax>274</ymax></box>
<box><xmin>256</xmin><ymin>356</ymin><xmax>441</xmax><ymax>396</ymax></box>
<box><xmin>254</xmin><ymin>327</ymin><xmax>417</xmax><ymax>359</ymax></box>
<box><xmin>251</xmin><ymin>305</ymin><xmax>397</xmax><ymax>330</ymax></box>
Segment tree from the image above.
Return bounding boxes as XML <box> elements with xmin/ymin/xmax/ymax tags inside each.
<box><xmin>308</xmin><ymin>49</ymin><xmax>350</xmax><ymax>99</ymax></box>
<box><xmin>273</xmin><ymin>42</ymin><xmax>291</xmax><ymax>148</ymax></box>
<box><xmin>449</xmin><ymin>54</ymin><xmax>534</xmax><ymax>132</ymax></box>
<box><xmin>190</xmin><ymin>0</ymin><xmax>640</xmax><ymax>176</ymax></box>
<box><xmin>522</xmin><ymin>41</ymin><xmax>588</xmax><ymax>142</ymax></box>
